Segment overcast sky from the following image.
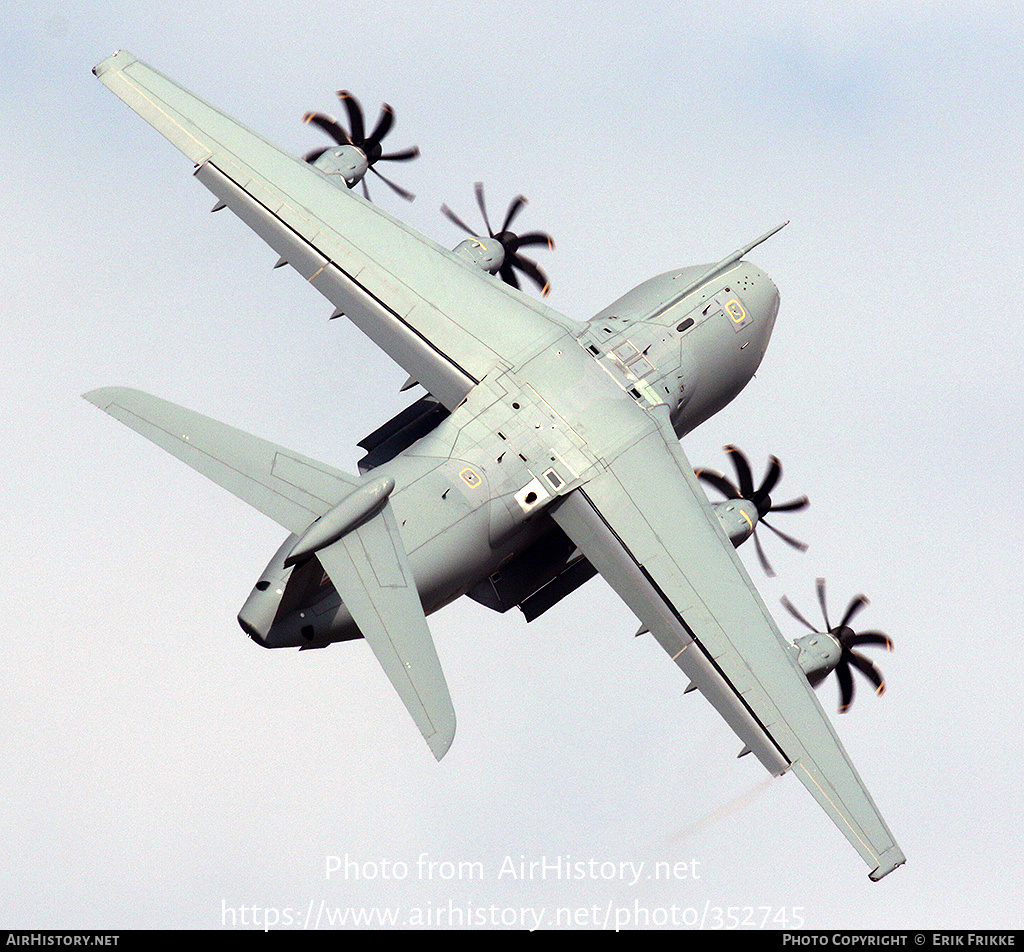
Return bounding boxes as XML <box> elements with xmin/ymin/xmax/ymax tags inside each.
<box><xmin>3</xmin><ymin>0</ymin><xmax>1022</xmax><ymax>930</ymax></box>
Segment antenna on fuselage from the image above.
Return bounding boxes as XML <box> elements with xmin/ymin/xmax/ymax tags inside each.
<box><xmin>650</xmin><ymin>221</ymin><xmax>789</xmax><ymax>321</ymax></box>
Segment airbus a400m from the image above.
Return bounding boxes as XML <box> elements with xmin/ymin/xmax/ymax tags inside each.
<box><xmin>87</xmin><ymin>51</ymin><xmax>904</xmax><ymax>881</ymax></box>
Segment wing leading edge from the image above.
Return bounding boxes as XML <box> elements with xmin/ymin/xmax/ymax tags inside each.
<box><xmin>93</xmin><ymin>51</ymin><xmax>576</xmax><ymax>411</ymax></box>
<box><xmin>550</xmin><ymin>407</ymin><xmax>905</xmax><ymax>881</ymax></box>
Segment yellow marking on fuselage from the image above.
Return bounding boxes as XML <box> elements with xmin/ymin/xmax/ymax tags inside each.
<box><xmin>725</xmin><ymin>299</ymin><xmax>747</xmax><ymax>323</ymax></box>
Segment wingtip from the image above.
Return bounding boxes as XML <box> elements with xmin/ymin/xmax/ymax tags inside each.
<box><xmin>84</xmin><ymin>386</ymin><xmax>150</xmax><ymax>414</ymax></box>
<box><xmin>82</xmin><ymin>386</ymin><xmax>118</xmax><ymax>409</ymax></box>
<box><xmin>868</xmin><ymin>848</ymin><xmax>906</xmax><ymax>882</ymax></box>
<box><xmin>427</xmin><ymin>718</ymin><xmax>457</xmax><ymax>761</ymax></box>
<box><xmin>93</xmin><ymin>49</ymin><xmax>136</xmax><ymax>79</ymax></box>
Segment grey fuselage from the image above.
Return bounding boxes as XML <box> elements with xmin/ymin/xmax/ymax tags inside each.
<box><xmin>239</xmin><ymin>260</ymin><xmax>780</xmax><ymax>648</ymax></box>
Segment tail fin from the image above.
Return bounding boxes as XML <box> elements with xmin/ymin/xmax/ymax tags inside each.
<box><xmin>86</xmin><ymin>386</ymin><xmax>456</xmax><ymax>759</ymax></box>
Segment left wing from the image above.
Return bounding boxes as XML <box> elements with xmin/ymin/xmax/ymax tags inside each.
<box><xmin>550</xmin><ymin>406</ymin><xmax>905</xmax><ymax>881</ymax></box>
<box><xmin>93</xmin><ymin>51</ymin><xmax>576</xmax><ymax>410</ymax></box>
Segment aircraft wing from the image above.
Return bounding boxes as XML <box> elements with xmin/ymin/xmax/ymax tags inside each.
<box><xmin>93</xmin><ymin>51</ymin><xmax>575</xmax><ymax>411</ymax></box>
<box><xmin>550</xmin><ymin>407</ymin><xmax>905</xmax><ymax>881</ymax></box>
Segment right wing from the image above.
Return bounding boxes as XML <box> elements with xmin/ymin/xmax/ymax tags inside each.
<box><xmin>93</xmin><ymin>51</ymin><xmax>577</xmax><ymax>410</ymax></box>
<box><xmin>551</xmin><ymin>407</ymin><xmax>905</xmax><ymax>881</ymax></box>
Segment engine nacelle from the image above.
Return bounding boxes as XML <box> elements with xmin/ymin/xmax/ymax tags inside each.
<box><xmin>452</xmin><ymin>236</ymin><xmax>505</xmax><ymax>275</ymax></box>
<box><xmin>311</xmin><ymin>144</ymin><xmax>368</xmax><ymax>189</ymax></box>
<box><xmin>710</xmin><ymin>499</ymin><xmax>759</xmax><ymax>547</ymax></box>
<box><xmin>792</xmin><ymin>632</ymin><xmax>842</xmax><ymax>687</ymax></box>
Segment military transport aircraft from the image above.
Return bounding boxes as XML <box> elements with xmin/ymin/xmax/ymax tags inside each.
<box><xmin>87</xmin><ymin>51</ymin><xmax>905</xmax><ymax>881</ymax></box>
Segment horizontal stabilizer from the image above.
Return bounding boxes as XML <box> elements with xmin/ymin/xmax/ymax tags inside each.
<box><xmin>84</xmin><ymin>387</ymin><xmax>358</xmax><ymax>534</ymax></box>
<box><xmin>315</xmin><ymin>504</ymin><xmax>456</xmax><ymax>760</ymax></box>
<box><xmin>87</xmin><ymin>386</ymin><xmax>456</xmax><ymax>757</ymax></box>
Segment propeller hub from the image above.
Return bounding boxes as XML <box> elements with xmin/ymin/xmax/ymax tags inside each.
<box><xmin>495</xmin><ymin>231</ymin><xmax>519</xmax><ymax>250</ymax></box>
<box><xmin>783</xmin><ymin>579</ymin><xmax>892</xmax><ymax>712</ymax></box>
<box><xmin>441</xmin><ymin>184</ymin><xmax>554</xmax><ymax>296</ymax></box>
<box><xmin>833</xmin><ymin>625</ymin><xmax>856</xmax><ymax>645</ymax></box>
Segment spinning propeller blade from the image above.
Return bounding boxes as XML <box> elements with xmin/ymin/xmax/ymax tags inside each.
<box><xmin>782</xmin><ymin>579</ymin><xmax>893</xmax><ymax>713</ymax></box>
<box><xmin>696</xmin><ymin>445</ymin><xmax>808</xmax><ymax>576</ymax></box>
<box><xmin>303</xmin><ymin>90</ymin><xmax>419</xmax><ymax>201</ymax></box>
<box><xmin>441</xmin><ymin>183</ymin><xmax>555</xmax><ymax>296</ymax></box>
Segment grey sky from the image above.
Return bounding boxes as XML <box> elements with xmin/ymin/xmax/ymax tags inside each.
<box><xmin>3</xmin><ymin>0</ymin><xmax>1022</xmax><ymax>929</ymax></box>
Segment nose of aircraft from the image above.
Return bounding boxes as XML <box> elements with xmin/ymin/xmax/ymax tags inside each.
<box><xmin>673</xmin><ymin>260</ymin><xmax>781</xmax><ymax>437</ymax></box>
<box><xmin>744</xmin><ymin>262</ymin><xmax>780</xmax><ymax>344</ymax></box>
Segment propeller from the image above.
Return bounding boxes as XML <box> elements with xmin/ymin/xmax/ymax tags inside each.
<box><xmin>442</xmin><ymin>183</ymin><xmax>555</xmax><ymax>296</ymax></box>
<box><xmin>782</xmin><ymin>578</ymin><xmax>893</xmax><ymax>713</ymax></box>
<box><xmin>695</xmin><ymin>445</ymin><xmax>809</xmax><ymax>576</ymax></box>
<box><xmin>303</xmin><ymin>90</ymin><xmax>419</xmax><ymax>201</ymax></box>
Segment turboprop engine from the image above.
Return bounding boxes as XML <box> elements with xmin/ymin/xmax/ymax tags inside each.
<box><xmin>309</xmin><ymin>145</ymin><xmax>369</xmax><ymax>189</ymax></box>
